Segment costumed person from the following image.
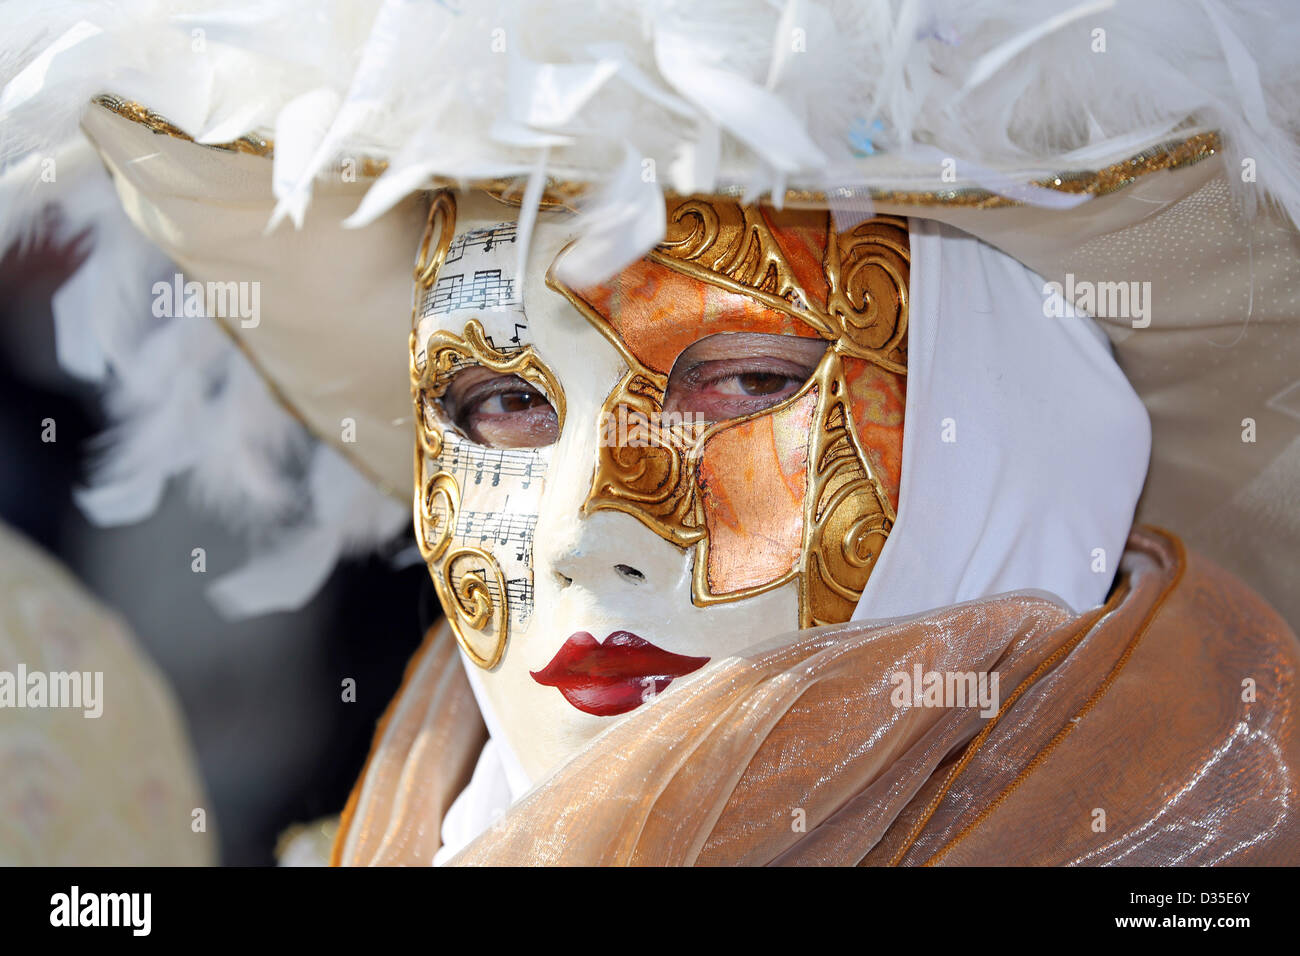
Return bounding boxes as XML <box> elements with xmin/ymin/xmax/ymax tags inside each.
<box><xmin>2</xmin><ymin>1</ymin><xmax>1298</xmax><ymax>866</ymax></box>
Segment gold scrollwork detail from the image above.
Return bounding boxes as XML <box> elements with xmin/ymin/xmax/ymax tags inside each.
<box><xmin>683</xmin><ymin>351</ymin><xmax>895</xmax><ymax>620</ymax></box>
<box><xmin>413</xmin><ymin>447</ymin><xmax>512</xmax><ymax>671</ymax></box>
<box><xmin>411</xmin><ymin>321</ymin><xmax>562</xmax><ymax>670</ymax></box>
<box><xmin>646</xmin><ymin>197</ymin><xmax>909</xmax><ymax>375</ymax></box>
<box><xmin>546</xmin><ymin>253</ymin><xmax>710</xmax><ymax>547</ymax></box>
<box><xmin>585</xmin><ymin>371</ymin><xmax>708</xmax><ymax>548</ymax></box>
<box><xmin>409</xmin><ymin>189</ymin><xmax>558</xmax><ymax>671</ymax></box>
<box><xmin>435</xmin><ymin>546</ymin><xmax>509</xmax><ymax>670</ymax></box>
<box><xmin>414</xmin><ymin>190</ymin><xmax>457</xmax><ymax>291</ymax></box>
<box><xmin>799</xmin><ymin>360</ymin><xmax>895</xmax><ymax>626</ymax></box>
<box><xmin>652</xmin><ymin>199</ymin><xmax>814</xmax><ymax>313</ymax></box>
<box><xmin>824</xmin><ymin>216</ymin><xmax>909</xmax><ymax>372</ymax></box>
<box><xmin>416</xmin><ymin>393</ymin><xmax>445</xmax><ymax>460</ymax></box>
<box><xmin>546</xmin><ymin>199</ymin><xmax>905</xmax><ymax>621</ymax></box>
<box><xmin>418</xmin><ymin>471</ymin><xmax>460</xmax><ymax>561</ymax></box>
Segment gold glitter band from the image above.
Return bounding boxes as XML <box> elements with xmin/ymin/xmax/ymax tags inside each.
<box><xmin>92</xmin><ymin>96</ymin><xmax>1221</xmax><ymax>210</ymax></box>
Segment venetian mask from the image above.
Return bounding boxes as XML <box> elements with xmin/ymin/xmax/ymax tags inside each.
<box><xmin>411</xmin><ymin>189</ymin><xmax>908</xmax><ymax>782</ymax></box>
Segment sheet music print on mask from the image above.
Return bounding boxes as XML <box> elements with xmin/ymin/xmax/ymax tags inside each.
<box><xmin>419</xmin><ymin>221</ymin><xmax>529</xmax><ymax>352</ymax></box>
<box><xmin>430</xmin><ymin>439</ymin><xmax>543</xmax><ymax>624</ymax></box>
<box><xmin>416</xmin><ymin>219</ymin><xmax>547</xmax><ymax>633</ymax></box>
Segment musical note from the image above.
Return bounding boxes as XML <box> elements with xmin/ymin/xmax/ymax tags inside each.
<box><xmin>463</xmin><ymin>511</ymin><xmax>485</xmax><ymax>543</ymax></box>
<box><xmin>417</xmin><ymin>217</ymin><xmax>533</xmax><ymax>359</ymax></box>
<box><xmin>444</xmin><ymin>223</ymin><xmax>518</xmax><ymax>265</ymax></box>
<box><xmin>453</xmin><ymin>511</ymin><xmax>537</xmax><ymax>551</ymax></box>
<box><xmin>470</xmin><ymin>576</ymin><xmax>534</xmax><ymax>623</ymax></box>
<box><xmin>504</xmin><ymin>578</ymin><xmax>534</xmax><ymax>622</ymax></box>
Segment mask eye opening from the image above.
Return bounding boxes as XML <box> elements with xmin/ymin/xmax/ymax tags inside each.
<box><xmin>435</xmin><ymin>363</ymin><xmax>560</xmax><ymax>449</ymax></box>
<box><xmin>661</xmin><ymin>331</ymin><xmax>830</xmax><ymax>425</ymax></box>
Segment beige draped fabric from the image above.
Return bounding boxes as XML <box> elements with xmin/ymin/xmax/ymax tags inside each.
<box><xmin>334</xmin><ymin>527</ymin><xmax>1300</xmax><ymax>865</ymax></box>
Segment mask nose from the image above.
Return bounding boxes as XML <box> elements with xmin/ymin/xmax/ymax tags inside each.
<box><xmin>614</xmin><ymin>563</ymin><xmax>646</xmax><ymax>583</ymax></box>
<box><xmin>540</xmin><ymin>509</ymin><xmax>662</xmax><ymax>594</ymax></box>
<box><xmin>547</xmin><ymin>551</ymin><xmax>649</xmax><ymax>591</ymax></box>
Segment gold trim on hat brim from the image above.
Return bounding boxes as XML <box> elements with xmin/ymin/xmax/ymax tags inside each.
<box><xmin>92</xmin><ymin>95</ymin><xmax>1220</xmax><ymax>211</ymax></box>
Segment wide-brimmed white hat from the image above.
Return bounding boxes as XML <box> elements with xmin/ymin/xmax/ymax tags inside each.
<box><xmin>3</xmin><ymin>0</ymin><xmax>1298</xmax><ymax>627</ymax></box>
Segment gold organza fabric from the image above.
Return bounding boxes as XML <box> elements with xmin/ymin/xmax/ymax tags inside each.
<box><xmin>331</xmin><ymin>634</ymin><xmax>486</xmax><ymax>866</ymax></box>
<box><xmin>334</xmin><ymin>527</ymin><xmax>1300</xmax><ymax>865</ymax></box>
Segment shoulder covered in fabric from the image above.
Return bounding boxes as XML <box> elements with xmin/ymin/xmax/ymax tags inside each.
<box><xmin>904</xmin><ymin>527</ymin><xmax>1300</xmax><ymax>866</ymax></box>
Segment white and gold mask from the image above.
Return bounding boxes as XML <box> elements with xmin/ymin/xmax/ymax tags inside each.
<box><xmin>411</xmin><ymin>189</ymin><xmax>908</xmax><ymax>781</ymax></box>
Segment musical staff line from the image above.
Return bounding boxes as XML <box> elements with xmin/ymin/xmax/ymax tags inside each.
<box><xmin>423</xmin><ymin>268</ymin><xmax>521</xmax><ymax>317</ymax></box>
<box><xmin>504</xmin><ymin>577</ymin><xmax>534</xmax><ymax>621</ymax></box>
<box><xmin>454</xmin><ymin>510</ymin><xmax>537</xmax><ymax>552</ymax></box>
<box><xmin>437</xmin><ymin>443</ymin><xmax>543</xmax><ymax>490</ymax></box>
<box><xmin>444</xmin><ymin>223</ymin><xmax>518</xmax><ymax>264</ymax></box>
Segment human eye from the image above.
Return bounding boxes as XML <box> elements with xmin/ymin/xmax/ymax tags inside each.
<box><xmin>440</xmin><ymin>367</ymin><xmax>559</xmax><ymax>448</ymax></box>
<box><xmin>662</xmin><ymin>332</ymin><xmax>828</xmax><ymax>422</ymax></box>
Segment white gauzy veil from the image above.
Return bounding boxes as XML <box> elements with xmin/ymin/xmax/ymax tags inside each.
<box><xmin>854</xmin><ymin>219</ymin><xmax>1152</xmax><ymax>621</ymax></box>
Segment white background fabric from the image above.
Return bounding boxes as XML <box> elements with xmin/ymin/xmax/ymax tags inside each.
<box><xmin>853</xmin><ymin>218</ymin><xmax>1151</xmax><ymax>621</ymax></box>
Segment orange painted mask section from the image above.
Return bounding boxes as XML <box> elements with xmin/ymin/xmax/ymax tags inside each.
<box><xmin>760</xmin><ymin>207</ymin><xmax>831</xmax><ymax>307</ymax></box>
<box><xmin>696</xmin><ymin>388</ymin><xmax>816</xmax><ymax>595</ymax></box>
<box><xmin>574</xmin><ymin>258</ymin><xmax>823</xmax><ymax>376</ymax></box>
<box><xmin>842</xmin><ymin>356</ymin><xmax>906</xmax><ymax>512</ymax></box>
<box><xmin>554</xmin><ymin>200</ymin><xmax>909</xmax><ymax>619</ymax></box>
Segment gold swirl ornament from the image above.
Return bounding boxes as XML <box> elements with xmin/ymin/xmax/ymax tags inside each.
<box><xmin>409</xmin><ymin>190</ymin><xmax>510</xmax><ymax>668</ymax></box>
<box><xmin>413</xmin><ymin>416</ymin><xmax>514</xmax><ymax>671</ymax></box>
<box><xmin>685</xmin><ymin>349</ymin><xmax>896</xmax><ymax>626</ymax></box>
<box><xmin>437</xmin><ymin>547</ymin><xmax>510</xmax><ymax>669</ymax></box>
<box><xmin>412</xmin><ymin>440</ymin><xmax>510</xmax><ymax>669</ymax></box>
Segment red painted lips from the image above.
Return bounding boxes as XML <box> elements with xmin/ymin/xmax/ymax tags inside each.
<box><xmin>530</xmin><ymin>631</ymin><xmax>710</xmax><ymax>717</ymax></box>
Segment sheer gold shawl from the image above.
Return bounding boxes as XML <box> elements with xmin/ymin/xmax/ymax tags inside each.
<box><xmin>334</xmin><ymin>528</ymin><xmax>1300</xmax><ymax>866</ymax></box>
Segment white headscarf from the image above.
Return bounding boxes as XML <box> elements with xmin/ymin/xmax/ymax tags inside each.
<box><xmin>853</xmin><ymin>218</ymin><xmax>1151</xmax><ymax>621</ymax></box>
